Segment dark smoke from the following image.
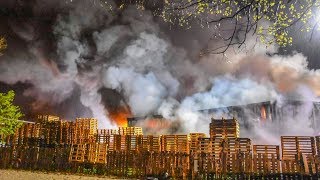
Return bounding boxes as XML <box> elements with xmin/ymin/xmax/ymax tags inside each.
<box><xmin>0</xmin><ymin>0</ymin><xmax>319</xmax><ymax>143</ymax></box>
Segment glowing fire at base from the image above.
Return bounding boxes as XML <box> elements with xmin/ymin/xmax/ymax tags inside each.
<box><xmin>109</xmin><ymin>107</ymin><xmax>132</xmax><ymax>127</ymax></box>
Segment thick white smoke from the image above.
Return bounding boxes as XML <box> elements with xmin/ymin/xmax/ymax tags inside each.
<box><xmin>0</xmin><ymin>0</ymin><xmax>319</xmax><ymax>144</ymax></box>
<box><xmin>103</xmin><ymin>66</ymin><xmax>167</xmax><ymax>116</ymax></box>
<box><xmin>174</xmin><ymin>77</ymin><xmax>279</xmax><ymax>134</ymax></box>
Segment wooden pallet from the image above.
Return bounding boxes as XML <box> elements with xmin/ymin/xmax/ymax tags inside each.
<box><xmin>118</xmin><ymin>127</ymin><xmax>143</xmax><ymax>136</ymax></box>
<box><xmin>281</xmin><ymin>136</ymin><xmax>316</xmax><ymax>160</ymax></box>
<box><xmin>221</xmin><ymin>138</ymin><xmax>251</xmax><ymax>173</ymax></box>
<box><xmin>210</xmin><ymin>118</ymin><xmax>239</xmax><ymax>139</ymax></box>
<box><xmin>88</xmin><ymin>143</ymin><xmax>108</xmax><ymax>164</ymax></box>
<box><xmin>303</xmin><ymin>154</ymin><xmax>320</xmax><ymax>174</ymax></box>
<box><xmin>74</xmin><ymin>118</ymin><xmax>98</xmax><ymax>144</ymax></box>
<box><xmin>37</xmin><ymin>115</ymin><xmax>60</xmax><ymax>123</ymax></box>
<box><xmin>198</xmin><ymin>137</ymin><xmax>223</xmax><ymax>157</ymax></box>
<box><xmin>315</xmin><ymin>136</ymin><xmax>320</xmax><ymax>156</ymax></box>
<box><xmin>160</xmin><ymin>135</ymin><xmax>189</xmax><ymax>153</ymax></box>
<box><xmin>253</xmin><ymin>145</ymin><xmax>280</xmax><ymax>174</ymax></box>
<box><xmin>189</xmin><ymin>133</ymin><xmax>206</xmax><ymax>153</ymax></box>
<box><xmin>112</xmin><ymin>135</ymin><xmax>143</xmax><ymax>151</ymax></box>
<box><xmin>69</xmin><ymin>144</ymin><xmax>89</xmax><ymax>162</ymax></box>
<box><xmin>60</xmin><ymin>121</ymin><xmax>73</xmax><ymax>144</ymax></box>
<box><xmin>281</xmin><ymin>136</ymin><xmax>316</xmax><ymax>173</ymax></box>
<box><xmin>142</xmin><ymin>135</ymin><xmax>160</xmax><ymax>152</ymax></box>
<box><xmin>196</xmin><ymin>137</ymin><xmax>223</xmax><ymax>174</ymax></box>
<box><xmin>97</xmin><ymin>129</ymin><xmax>118</xmax><ymax>135</ymax></box>
<box><xmin>75</xmin><ymin>118</ymin><xmax>97</xmax><ymax>136</ymax></box>
<box><xmin>126</xmin><ymin>135</ymin><xmax>144</xmax><ymax>151</ymax></box>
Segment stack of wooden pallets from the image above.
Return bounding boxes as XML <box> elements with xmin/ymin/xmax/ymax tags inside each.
<box><xmin>209</xmin><ymin>118</ymin><xmax>240</xmax><ymax>139</ymax></box>
<box><xmin>221</xmin><ymin>138</ymin><xmax>252</xmax><ymax>173</ymax></box>
<box><xmin>74</xmin><ymin>118</ymin><xmax>98</xmax><ymax>144</ymax></box>
<box><xmin>281</xmin><ymin>136</ymin><xmax>316</xmax><ymax>174</ymax></box>
<box><xmin>118</xmin><ymin>127</ymin><xmax>143</xmax><ymax>136</ymax></box>
<box><xmin>141</xmin><ymin>135</ymin><xmax>160</xmax><ymax>152</ymax></box>
<box><xmin>253</xmin><ymin>145</ymin><xmax>280</xmax><ymax>174</ymax></box>
<box><xmin>197</xmin><ymin>137</ymin><xmax>223</xmax><ymax>174</ymax></box>
<box><xmin>160</xmin><ymin>135</ymin><xmax>189</xmax><ymax>153</ymax></box>
<box><xmin>69</xmin><ymin>144</ymin><xmax>89</xmax><ymax>163</ymax></box>
<box><xmin>189</xmin><ymin>133</ymin><xmax>206</xmax><ymax>153</ymax></box>
<box><xmin>88</xmin><ymin>143</ymin><xmax>108</xmax><ymax>164</ymax></box>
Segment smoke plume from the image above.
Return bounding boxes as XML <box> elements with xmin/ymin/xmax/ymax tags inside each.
<box><xmin>0</xmin><ymin>0</ymin><xmax>319</xmax><ymax>144</ymax></box>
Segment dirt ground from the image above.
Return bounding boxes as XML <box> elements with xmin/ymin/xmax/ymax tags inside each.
<box><xmin>0</xmin><ymin>169</ymin><xmax>125</xmax><ymax>180</ymax></box>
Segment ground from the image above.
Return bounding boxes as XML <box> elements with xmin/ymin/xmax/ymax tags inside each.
<box><xmin>0</xmin><ymin>169</ymin><xmax>124</xmax><ymax>180</ymax></box>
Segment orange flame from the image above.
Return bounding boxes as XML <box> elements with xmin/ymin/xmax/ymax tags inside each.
<box><xmin>109</xmin><ymin>107</ymin><xmax>131</xmax><ymax>127</ymax></box>
<box><xmin>260</xmin><ymin>106</ymin><xmax>267</xmax><ymax>121</ymax></box>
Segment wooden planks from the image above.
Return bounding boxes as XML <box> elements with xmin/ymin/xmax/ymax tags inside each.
<box><xmin>74</xmin><ymin>118</ymin><xmax>97</xmax><ymax>144</ymax></box>
<box><xmin>210</xmin><ymin>118</ymin><xmax>240</xmax><ymax>139</ymax></box>
<box><xmin>189</xmin><ymin>133</ymin><xmax>206</xmax><ymax>153</ymax></box>
<box><xmin>69</xmin><ymin>144</ymin><xmax>89</xmax><ymax>162</ymax></box>
<box><xmin>253</xmin><ymin>145</ymin><xmax>280</xmax><ymax>174</ymax></box>
<box><xmin>88</xmin><ymin>143</ymin><xmax>108</xmax><ymax>164</ymax></box>
<box><xmin>8</xmin><ymin>114</ymin><xmax>320</xmax><ymax>178</ymax></box>
<box><xmin>316</xmin><ymin>136</ymin><xmax>320</xmax><ymax>156</ymax></box>
<box><xmin>281</xmin><ymin>136</ymin><xmax>316</xmax><ymax>160</ymax></box>
<box><xmin>160</xmin><ymin>135</ymin><xmax>189</xmax><ymax>153</ymax></box>
<box><xmin>281</xmin><ymin>136</ymin><xmax>316</xmax><ymax>173</ymax></box>
<box><xmin>221</xmin><ymin>138</ymin><xmax>252</xmax><ymax>173</ymax></box>
<box><xmin>118</xmin><ymin>127</ymin><xmax>143</xmax><ymax>136</ymax></box>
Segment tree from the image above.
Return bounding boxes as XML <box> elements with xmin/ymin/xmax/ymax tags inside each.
<box><xmin>0</xmin><ymin>36</ymin><xmax>7</xmax><ymax>56</ymax></box>
<box><xmin>0</xmin><ymin>91</ymin><xmax>23</xmax><ymax>139</ymax></box>
<box><xmin>102</xmin><ymin>0</ymin><xmax>320</xmax><ymax>54</ymax></box>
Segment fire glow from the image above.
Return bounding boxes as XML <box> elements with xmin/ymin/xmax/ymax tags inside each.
<box><xmin>109</xmin><ymin>107</ymin><xmax>131</xmax><ymax>127</ymax></box>
<box><xmin>260</xmin><ymin>106</ymin><xmax>267</xmax><ymax>121</ymax></box>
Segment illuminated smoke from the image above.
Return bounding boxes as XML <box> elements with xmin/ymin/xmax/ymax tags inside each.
<box><xmin>0</xmin><ymin>0</ymin><xmax>319</xmax><ymax>142</ymax></box>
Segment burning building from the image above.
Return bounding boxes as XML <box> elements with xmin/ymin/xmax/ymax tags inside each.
<box><xmin>202</xmin><ymin>100</ymin><xmax>320</xmax><ymax>133</ymax></box>
<box><xmin>126</xmin><ymin>100</ymin><xmax>320</xmax><ymax>137</ymax></box>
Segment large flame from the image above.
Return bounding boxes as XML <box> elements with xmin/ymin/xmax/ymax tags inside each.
<box><xmin>109</xmin><ymin>107</ymin><xmax>132</xmax><ymax>127</ymax></box>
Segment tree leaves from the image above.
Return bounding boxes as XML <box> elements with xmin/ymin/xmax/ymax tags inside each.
<box><xmin>0</xmin><ymin>36</ymin><xmax>7</xmax><ymax>56</ymax></box>
<box><xmin>156</xmin><ymin>0</ymin><xmax>320</xmax><ymax>53</ymax></box>
<box><xmin>0</xmin><ymin>90</ymin><xmax>23</xmax><ymax>137</ymax></box>
<box><xmin>98</xmin><ymin>0</ymin><xmax>320</xmax><ymax>53</ymax></box>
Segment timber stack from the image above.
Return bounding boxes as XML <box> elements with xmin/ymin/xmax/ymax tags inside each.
<box><xmin>1</xmin><ymin>116</ymin><xmax>320</xmax><ymax>179</ymax></box>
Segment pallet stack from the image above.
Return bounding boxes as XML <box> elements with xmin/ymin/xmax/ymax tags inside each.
<box><xmin>316</xmin><ymin>136</ymin><xmax>320</xmax><ymax>156</ymax></box>
<box><xmin>96</xmin><ymin>129</ymin><xmax>118</xmax><ymax>149</ymax></box>
<box><xmin>10</xmin><ymin>122</ymin><xmax>38</xmax><ymax>146</ymax></box>
<box><xmin>197</xmin><ymin>137</ymin><xmax>223</xmax><ymax>175</ymax></box>
<box><xmin>209</xmin><ymin>118</ymin><xmax>240</xmax><ymax>139</ymax></box>
<box><xmin>74</xmin><ymin>118</ymin><xmax>98</xmax><ymax>144</ymax></box>
<box><xmin>36</xmin><ymin>115</ymin><xmax>62</xmax><ymax>146</ymax></box>
<box><xmin>7</xmin><ymin>114</ymin><xmax>320</xmax><ymax>178</ymax></box>
<box><xmin>69</xmin><ymin>144</ymin><xmax>89</xmax><ymax>163</ymax></box>
<box><xmin>253</xmin><ymin>145</ymin><xmax>280</xmax><ymax>174</ymax></box>
<box><xmin>88</xmin><ymin>143</ymin><xmax>108</xmax><ymax>164</ymax></box>
<box><xmin>189</xmin><ymin>133</ymin><xmax>206</xmax><ymax>153</ymax></box>
<box><xmin>59</xmin><ymin>121</ymin><xmax>74</xmax><ymax>145</ymax></box>
<box><xmin>37</xmin><ymin>115</ymin><xmax>60</xmax><ymax>123</ymax></box>
<box><xmin>281</xmin><ymin>136</ymin><xmax>316</xmax><ymax>174</ymax></box>
<box><xmin>142</xmin><ymin>135</ymin><xmax>160</xmax><ymax>152</ymax></box>
<box><xmin>125</xmin><ymin>135</ymin><xmax>144</xmax><ymax>151</ymax></box>
<box><xmin>118</xmin><ymin>127</ymin><xmax>143</xmax><ymax>136</ymax></box>
<box><xmin>221</xmin><ymin>138</ymin><xmax>252</xmax><ymax>173</ymax></box>
<box><xmin>160</xmin><ymin>135</ymin><xmax>189</xmax><ymax>153</ymax></box>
